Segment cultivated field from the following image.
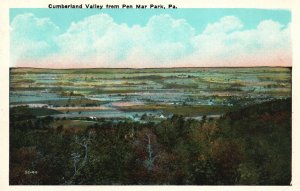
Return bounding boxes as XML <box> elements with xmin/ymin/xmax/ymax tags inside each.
<box><xmin>10</xmin><ymin>67</ymin><xmax>291</xmax><ymax>121</ymax></box>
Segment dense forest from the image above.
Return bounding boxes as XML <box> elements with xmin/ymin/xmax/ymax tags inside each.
<box><xmin>10</xmin><ymin>99</ymin><xmax>291</xmax><ymax>185</ymax></box>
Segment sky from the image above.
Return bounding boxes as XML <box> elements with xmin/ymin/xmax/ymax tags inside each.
<box><xmin>10</xmin><ymin>8</ymin><xmax>291</xmax><ymax>68</ymax></box>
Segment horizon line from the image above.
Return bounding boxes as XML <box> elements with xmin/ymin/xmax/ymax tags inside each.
<box><xmin>10</xmin><ymin>66</ymin><xmax>292</xmax><ymax>70</ymax></box>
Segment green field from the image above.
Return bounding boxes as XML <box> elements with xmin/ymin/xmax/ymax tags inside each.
<box><xmin>10</xmin><ymin>67</ymin><xmax>291</xmax><ymax>121</ymax></box>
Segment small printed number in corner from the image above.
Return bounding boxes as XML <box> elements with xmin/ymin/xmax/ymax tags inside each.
<box><xmin>24</xmin><ymin>170</ymin><xmax>38</xmax><ymax>175</ymax></box>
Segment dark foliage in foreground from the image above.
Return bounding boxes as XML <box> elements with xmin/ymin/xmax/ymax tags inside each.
<box><xmin>9</xmin><ymin>99</ymin><xmax>291</xmax><ymax>185</ymax></box>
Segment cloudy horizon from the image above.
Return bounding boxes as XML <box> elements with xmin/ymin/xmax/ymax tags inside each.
<box><xmin>10</xmin><ymin>9</ymin><xmax>291</xmax><ymax>68</ymax></box>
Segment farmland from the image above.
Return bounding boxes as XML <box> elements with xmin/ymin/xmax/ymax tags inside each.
<box><xmin>9</xmin><ymin>67</ymin><xmax>291</xmax><ymax>185</ymax></box>
<box><xmin>10</xmin><ymin>67</ymin><xmax>291</xmax><ymax>121</ymax></box>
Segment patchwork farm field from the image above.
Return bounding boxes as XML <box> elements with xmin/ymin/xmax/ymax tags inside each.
<box><xmin>10</xmin><ymin>67</ymin><xmax>291</xmax><ymax>120</ymax></box>
<box><xmin>9</xmin><ymin>67</ymin><xmax>292</xmax><ymax>185</ymax></box>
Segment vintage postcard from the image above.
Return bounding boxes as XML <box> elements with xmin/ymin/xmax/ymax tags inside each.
<box><xmin>1</xmin><ymin>0</ymin><xmax>300</xmax><ymax>190</ymax></box>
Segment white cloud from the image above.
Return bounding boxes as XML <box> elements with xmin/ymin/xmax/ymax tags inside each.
<box><xmin>53</xmin><ymin>14</ymin><xmax>195</xmax><ymax>67</ymax></box>
<box><xmin>189</xmin><ymin>17</ymin><xmax>291</xmax><ymax>67</ymax></box>
<box><xmin>10</xmin><ymin>13</ymin><xmax>291</xmax><ymax>68</ymax></box>
<box><xmin>11</xmin><ymin>13</ymin><xmax>60</xmax><ymax>41</ymax></box>
<box><xmin>10</xmin><ymin>13</ymin><xmax>60</xmax><ymax>65</ymax></box>
<box><xmin>203</xmin><ymin>16</ymin><xmax>243</xmax><ymax>34</ymax></box>
<box><xmin>146</xmin><ymin>14</ymin><xmax>195</xmax><ymax>43</ymax></box>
